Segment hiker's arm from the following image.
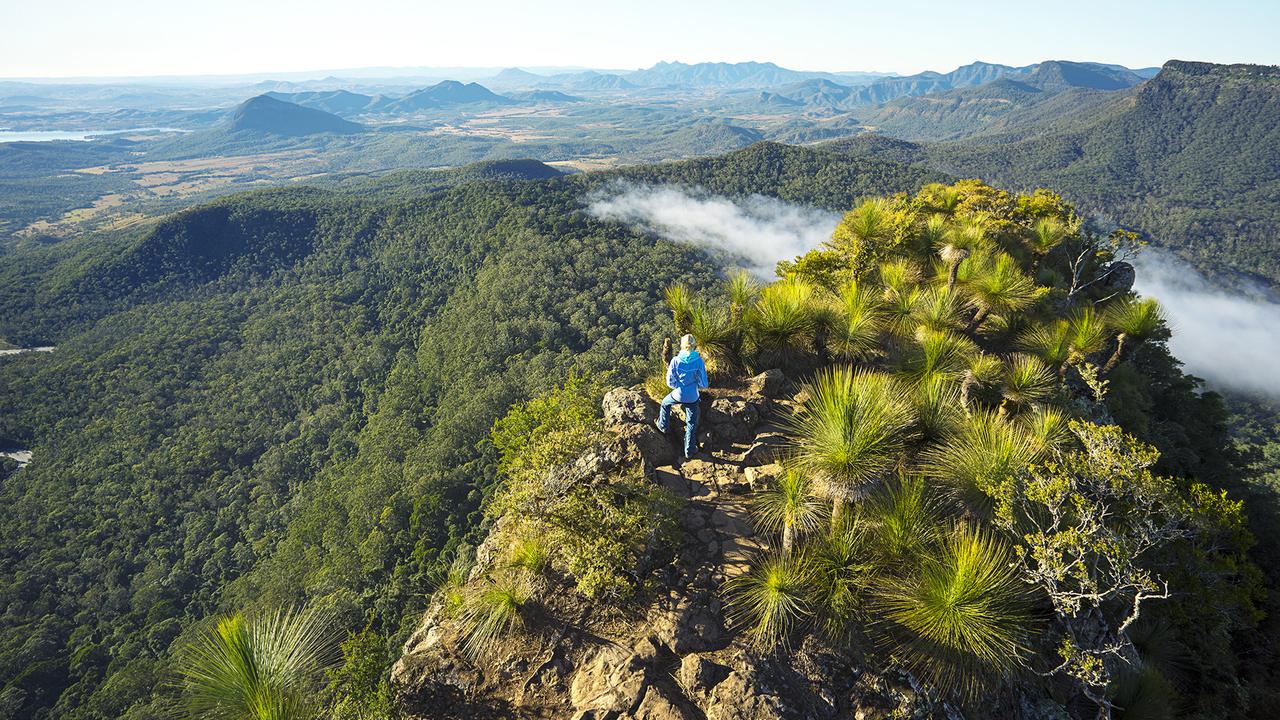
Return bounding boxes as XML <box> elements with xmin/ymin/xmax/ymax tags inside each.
<box><xmin>666</xmin><ymin>357</ymin><xmax>678</xmax><ymax>388</ymax></box>
<box><xmin>698</xmin><ymin>360</ymin><xmax>709</xmax><ymax>389</ymax></box>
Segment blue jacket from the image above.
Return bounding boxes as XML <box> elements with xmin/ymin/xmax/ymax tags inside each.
<box><xmin>666</xmin><ymin>350</ymin><xmax>709</xmax><ymax>403</ymax></box>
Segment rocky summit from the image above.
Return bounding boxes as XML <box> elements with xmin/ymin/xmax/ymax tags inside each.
<box><xmin>390</xmin><ymin>370</ymin><xmax>960</xmax><ymax>720</ymax></box>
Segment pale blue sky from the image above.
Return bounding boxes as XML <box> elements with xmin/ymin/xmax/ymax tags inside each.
<box><xmin>3</xmin><ymin>0</ymin><xmax>1278</xmax><ymax>79</ymax></box>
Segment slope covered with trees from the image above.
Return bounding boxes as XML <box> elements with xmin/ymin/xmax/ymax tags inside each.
<box><xmin>0</xmin><ymin>144</ymin><xmax>939</xmax><ymax>719</ymax></box>
<box><xmin>845</xmin><ymin>61</ymin><xmax>1280</xmax><ymax>284</ymax></box>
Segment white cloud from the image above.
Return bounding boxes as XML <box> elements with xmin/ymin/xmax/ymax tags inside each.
<box><xmin>587</xmin><ymin>182</ymin><xmax>839</xmax><ymax>277</ymax></box>
<box><xmin>1134</xmin><ymin>249</ymin><xmax>1280</xmax><ymax>399</ymax></box>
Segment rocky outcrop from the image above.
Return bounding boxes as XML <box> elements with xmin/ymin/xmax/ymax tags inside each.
<box><xmin>391</xmin><ymin>370</ymin><xmax>963</xmax><ymax>720</ymax></box>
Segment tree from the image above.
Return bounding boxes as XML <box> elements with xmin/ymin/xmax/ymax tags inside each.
<box><xmin>789</xmin><ymin>367</ymin><xmax>916</xmax><ymax>526</ymax></box>
<box><xmin>174</xmin><ymin>608</ymin><xmax>338</xmax><ymax>720</ymax></box>
<box><xmin>1102</xmin><ymin>297</ymin><xmax>1167</xmax><ymax>373</ymax></box>
<box><xmin>999</xmin><ymin>422</ymin><xmax>1188</xmax><ymax>720</ymax></box>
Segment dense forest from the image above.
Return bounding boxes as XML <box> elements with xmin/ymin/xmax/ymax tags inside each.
<box><xmin>836</xmin><ymin>61</ymin><xmax>1280</xmax><ymax>286</ymax></box>
<box><xmin>0</xmin><ymin>144</ymin><xmax>943</xmax><ymax>718</ymax></box>
<box><xmin>1</xmin><ymin>136</ymin><xmax>1279</xmax><ymax>718</ymax></box>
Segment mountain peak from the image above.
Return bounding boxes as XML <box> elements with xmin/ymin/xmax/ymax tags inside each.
<box><xmin>227</xmin><ymin>95</ymin><xmax>363</xmax><ymax>135</ymax></box>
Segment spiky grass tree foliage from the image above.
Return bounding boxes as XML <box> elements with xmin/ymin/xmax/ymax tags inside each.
<box><xmin>726</xmin><ymin>270</ymin><xmax>759</xmax><ymax>323</ymax></box>
<box><xmin>810</xmin><ymin>516</ymin><xmax>877</xmax><ymax>637</ymax></box>
<box><xmin>960</xmin><ymin>252</ymin><xmax>1041</xmax><ymax>332</ymax></box>
<box><xmin>1026</xmin><ymin>217</ymin><xmax>1068</xmax><ymax>267</ymax></box>
<box><xmin>507</xmin><ymin>529</ymin><xmax>550</xmax><ymax>574</ymax></box>
<box><xmin>688</xmin><ymin>302</ymin><xmax>741</xmax><ymax>377</ymax></box>
<box><xmin>878</xmin><ymin>525</ymin><xmax>1033</xmax><ymax>700</ymax></box>
<box><xmin>910</xmin><ymin>285</ymin><xmax>967</xmax><ymax>334</ymax></box>
<box><xmin>1066</xmin><ymin>306</ymin><xmax>1110</xmax><ymax>374</ymax></box>
<box><xmin>920</xmin><ymin>213</ymin><xmax>949</xmax><ymax>249</ymax></box>
<box><xmin>1019</xmin><ymin>318</ymin><xmax>1071</xmax><ymax>362</ymax></box>
<box><xmin>1020</xmin><ymin>406</ymin><xmax>1072</xmax><ymax>454</ymax></box>
<box><xmin>1103</xmin><ymin>297</ymin><xmax>1167</xmax><ymax>372</ymax></box>
<box><xmin>877</xmin><ymin>259</ymin><xmax>923</xmax><ymax>300</ymax></box>
<box><xmin>960</xmin><ymin>353</ymin><xmax>1005</xmax><ymax>414</ymax></box>
<box><xmin>175</xmin><ymin>608</ymin><xmax>338</xmax><ymax>720</ymax></box>
<box><xmin>833</xmin><ymin>282</ymin><xmax>886</xmax><ymax>361</ymax></box>
<box><xmin>897</xmin><ymin>328</ymin><xmax>979</xmax><ymax>383</ymax></box>
<box><xmin>999</xmin><ymin>353</ymin><xmax>1057</xmax><ymax>414</ymax></box>
<box><xmin>664</xmin><ymin>284</ymin><xmax>695</xmax><ymax>336</ymax></box>
<box><xmin>459</xmin><ymin>573</ymin><xmax>533</xmax><ymax>660</ymax></box>
<box><xmin>922</xmin><ymin>412</ymin><xmax>1040</xmax><ymax>514</ymax></box>
<box><xmin>790</xmin><ymin>368</ymin><xmax>916</xmax><ymax>521</ymax></box>
<box><xmin>727</xmin><ymin>551</ymin><xmax>815</xmax><ymax>649</ymax></box>
<box><xmin>1111</xmin><ymin>666</ymin><xmax>1177</xmax><ymax>720</ymax></box>
<box><xmin>865</xmin><ymin>475</ymin><xmax>939</xmax><ymax>564</ymax></box>
<box><xmin>752</xmin><ymin>465</ymin><xmax>827</xmax><ymax>557</ymax></box>
<box><xmin>909</xmin><ymin>372</ymin><xmax>963</xmax><ymax>441</ymax></box>
<box><xmin>747</xmin><ymin>275</ymin><xmax>820</xmax><ymax>368</ymax></box>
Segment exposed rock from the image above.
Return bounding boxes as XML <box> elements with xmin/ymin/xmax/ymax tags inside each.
<box><xmin>615</xmin><ymin>422</ymin><xmax>677</xmax><ymax>467</ymax></box>
<box><xmin>679</xmin><ymin>654</ymin><xmax>731</xmax><ymax>695</ymax></box>
<box><xmin>633</xmin><ymin>682</ymin><xmax>699</xmax><ymax>720</ymax></box>
<box><xmin>604</xmin><ymin>387</ymin><xmax>655</xmax><ymax>427</ymax></box>
<box><xmin>706</xmin><ymin>669</ymin><xmax>787</xmax><ymax>720</ymax></box>
<box><xmin>743</xmin><ymin>463</ymin><xmax>782</xmax><ymax>490</ymax></box>
<box><xmin>570</xmin><ymin>645</ymin><xmax>646</xmax><ymax>715</ymax></box>
<box><xmin>746</xmin><ymin>369</ymin><xmax>794</xmax><ymax>399</ymax></box>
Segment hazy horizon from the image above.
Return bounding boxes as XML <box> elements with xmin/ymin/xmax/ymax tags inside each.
<box><xmin>4</xmin><ymin>0</ymin><xmax>1278</xmax><ymax>80</ymax></box>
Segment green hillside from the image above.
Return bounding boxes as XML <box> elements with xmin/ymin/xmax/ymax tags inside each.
<box><xmin>0</xmin><ymin>144</ymin><xmax>941</xmax><ymax>719</ymax></box>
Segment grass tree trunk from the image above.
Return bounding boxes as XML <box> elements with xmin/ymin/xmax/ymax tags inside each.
<box><xmin>781</xmin><ymin>523</ymin><xmax>795</xmax><ymax>557</ymax></box>
<box><xmin>830</xmin><ymin>500</ymin><xmax>846</xmax><ymax>532</ymax></box>
<box><xmin>947</xmin><ymin>260</ymin><xmax>962</xmax><ymax>291</ymax></box>
<box><xmin>966</xmin><ymin>307</ymin><xmax>991</xmax><ymax>334</ymax></box>
<box><xmin>1101</xmin><ymin>333</ymin><xmax>1128</xmax><ymax>374</ymax></box>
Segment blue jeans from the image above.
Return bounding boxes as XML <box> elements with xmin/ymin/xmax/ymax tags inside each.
<box><xmin>657</xmin><ymin>393</ymin><xmax>699</xmax><ymax>458</ymax></box>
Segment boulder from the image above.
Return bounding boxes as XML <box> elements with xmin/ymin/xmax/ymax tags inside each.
<box><xmin>743</xmin><ymin>463</ymin><xmax>782</xmax><ymax>491</ymax></box>
<box><xmin>633</xmin><ymin>682</ymin><xmax>699</xmax><ymax>720</ymax></box>
<box><xmin>746</xmin><ymin>369</ymin><xmax>794</xmax><ymax>399</ymax></box>
<box><xmin>615</xmin><ymin>423</ymin><xmax>677</xmax><ymax>467</ymax></box>
<box><xmin>604</xmin><ymin>387</ymin><xmax>653</xmax><ymax>427</ymax></box>
<box><xmin>570</xmin><ymin>645</ymin><xmax>646</xmax><ymax>714</ymax></box>
<box><xmin>678</xmin><ymin>654</ymin><xmax>731</xmax><ymax>695</ymax></box>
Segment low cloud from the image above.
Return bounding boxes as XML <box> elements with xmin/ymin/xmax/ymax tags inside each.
<box><xmin>1134</xmin><ymin>249</ymin><xmax>1280</xmax><ymax>399</ymax></box>
<box><xmin>587</xmin><ymin>182</ymin><xmax>839</xmax><ymax>277</ymax></box>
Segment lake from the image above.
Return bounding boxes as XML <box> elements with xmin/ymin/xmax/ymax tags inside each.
<box><xmin>0</xmin><ymin>128</ymin><xmax>184</xmax><ymax>143</ymax></box>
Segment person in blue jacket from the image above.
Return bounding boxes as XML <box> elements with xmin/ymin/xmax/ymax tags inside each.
<box><xmin>656</xmin><ymin>334</ymin><xmax>709</xmax><ymax>460</ymax></box>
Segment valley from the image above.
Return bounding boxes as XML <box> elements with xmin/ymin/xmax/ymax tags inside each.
<box><xmin>2</xmin><ymin>50</ymin><xmax>1280</xmax><ymax>720</ymax></box>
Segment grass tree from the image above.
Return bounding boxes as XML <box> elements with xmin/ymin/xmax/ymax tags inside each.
<box><xmin>878</xmin><ymin>525</ymin><xmax>1034</xmax><ymax>700</ymax></box>
<box><xmin>910</xmin><ymin>285</ymin><xmax>967</xmax><ymax>334</ymax></box>
<box><xmin>1102</xmin><ymin>296</ymin><xmax>1167</xmax><ymax>373</ymax></box>
<box><xmin>1064</xmin><ymin>307</ymin><xmax>1109</xmax><ymax>376</ymax></box>
<box><xmin>664</xmin><ymin>284</ymin><xmax>695</xmax><ymax>336</ymax></box>
<box><xmin>998</xmin><ymin>353</ymin><xmax>1057</xmax><ymax>415</ymax></box>
<box><xmin>458</xmin><ymin>573</ymin><xmax>533</xmax><ymax>660</ymax></box>
<box><xmin>832</xmin><ymin>282</ymin><xmax>886</xmax><ymax>361</ymax></box>
<box><xmin>790</xmin><ymin>368</ymin><xmax>917</xmax><ymax>527</ymax></box>
<box><xmin>810</xmin><ymin>516</ymin><xmax>877</xmax><ymax>636</ymax></box>
<box><xmin>752</xmin><ymin>465</ymin><xmax>827</xmax><ymax>557</ymax></box>
<box><xmin>922</xmin><ymin>412</ymin><xmax>1041</xmax><ymax>514</ymax></box>
<box><xmin>688</xmin><ymin>302</ymin><xmax>740</xmax><ymax>377</ymax></box>
<box><xmin>897</xmin><ymin>328</ymin><xmax>979</xmax><ymax>384</ymax></box>
<box><xmin>938</xmin><ymin>218</ymin><xmax>987</xmax><ymax>291</ymax></box>
<box><xmin>960</xmin><ymin>252</ymin><xmax>1041</xmax><ymax>333</ymax></box>
<box><xmin>909</xmin><ymin>372</ymin><xmax>964</xmax><ymax>441</ymax></box>
<box><xmin>175</xmin><ymin>608</ymin><xmax>339</xmax><ymax>720</ymax></box>
<box><xmin>727</xmin><ymin>551</ymin><xmax>815</xmax><ymax>649</ymax></box>
<box><xmin>747</xmin><ymin>275</ymin><xmax>820</xmax><ymax>368</ymax></box>
<box><xmin>865</xmin><ymin>475</ymin><xmax>939</xmax><ymax>564</ymax></box>
<box><xmin>1026</xmin><ymin>217</ymin><xmax>1069</xmax><ymax>274</ymax></box>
